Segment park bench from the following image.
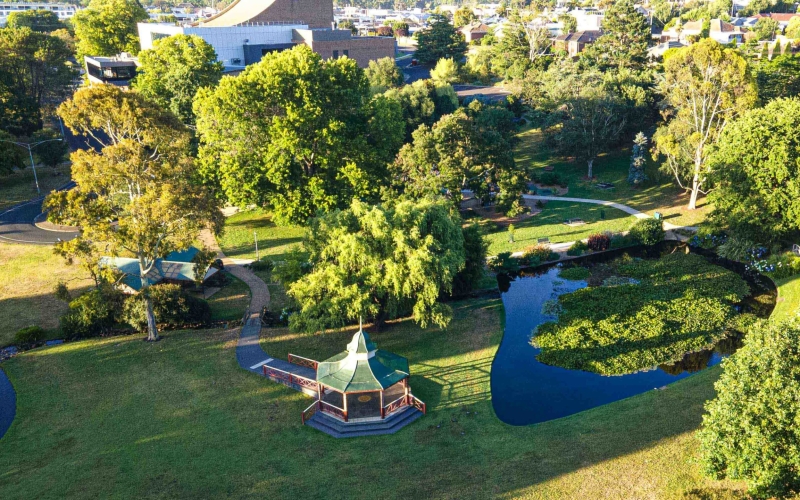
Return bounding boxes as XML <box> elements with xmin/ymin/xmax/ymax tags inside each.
<box><xmin>563</xmin><ymin>218</ymin><xmax>586</xmax><ymax>226</ymax></box>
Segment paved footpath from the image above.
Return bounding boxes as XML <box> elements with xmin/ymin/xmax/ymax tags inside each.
<box><xmin>521</xmin><ymin>195</ymin><xmax>696</xmax><ymax>232</ymax></box>
<box><xmin>198</xmin><ymin>230</ymin><xmax>316</xmax><ymax>384</ymax></box>
<box><xmin>0</xmin><ymin>367</ymin><xmax>15</xmax><ymax>440</ymax></box>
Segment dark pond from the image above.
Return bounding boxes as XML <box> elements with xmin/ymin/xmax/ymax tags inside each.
<box><xmin>490</xmin><ymin>242</ymin><xmax>776</xmax><ymax>426</ymax></box>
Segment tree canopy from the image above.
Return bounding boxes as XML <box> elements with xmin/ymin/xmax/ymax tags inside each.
<box><xmin>415</xmin><ymin>13</ymin><xmax>467</xmax><ymax>65</ymax></box>
<box><xmin>194</xmin><ymin>45</ymin><xmax>404</xmax><ymax>225</ymax></box>
<box><xmin>46</xmin><ymin>85</ymin><xmax>221</xmax><ymax>341</ymax></box>
<box><xmin>582</xmin><ymin>0</ymin><xmax>650</xmax><ymax>70</ymax></box>
<box><xmin>395</xmin><ymin>100</ymin><xmax>525</xmax><ymax>214</ymax></box>
<box><xmin>698</xmin><ymin>319</ymin><xmax>800</xmax><ymax>499</ymax></box>
<box><xmin>653</xmin><ymin>39</ymin><xmax>756</xmax><ymax>210</ymax></box>
<box><xmin>0</xmin><ymin>27</ymin><xmax>75</xmax><ymax>136</ymax></box>
<box><xmin>133</xmin><ymin>34</ymin><xmax>223</xmax><ymax>124</ymax></box>
<box><xmin>288</xmin><ymin>198</ymin><xmax>465</xmax><ymax>332</ymax></box>
<box><xmin>709</xmin><ymin>98</ymin><xmax>800</xmax><ymax>244</ymax></box>
<box><xmin>755</xmin><ymin>54</ymin><xmax>800</xmax><ymax>104</ymax></box>
<box><xmin>6</xmin><ymin>9</ymin><xmax>65</xmax><ymax>32</ymax></box>
<box><xmin>364</xmin><ymin>56</ymin><xmax>404</xmax><ymax>94</ymax></box>
<box><xmin>383</xmin><ymin>79</ymin><xmax>458</xmax><ymax>141</ymax></box>
<box><xmin>73</xmin><ymin>0</ymin><xmax>148</xmax><ymax>59</ymax></box>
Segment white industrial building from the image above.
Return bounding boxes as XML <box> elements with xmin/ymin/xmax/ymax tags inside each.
<box><xmin>138</xmin><ymin>22</ymin><xmax>308</xmax><ymax>68</ymax></box>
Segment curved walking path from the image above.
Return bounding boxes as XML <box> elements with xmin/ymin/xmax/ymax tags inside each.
<box><xmin>0</xmin><ymin>367</ymin><xmax>15</xmax><ymax>440</ymax></box>
<box><xmin>198</xmin><ymin>230</ymin><xmax>316</xmax><ymax>383</ymax></box>
<box><xmin>521</xmin><ymin>194</ymin><xmax>696</xmax><ymax>231</ymax></box>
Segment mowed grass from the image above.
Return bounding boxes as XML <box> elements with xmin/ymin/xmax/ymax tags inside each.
<box><xmin>0</xmin><ymin>165</ymin><xmax>71</xmax><ymax>211</ymax></box>
<box><xmin>206</xmin><ymin>272</ymin><xmax>250</xmax><ymax>322</ymax></box>
<box><xmin>0</xmin><ymin>243</ymin><xmax>92</xmax><ymax>347</ymax></box>
<box><xmin>516</xmin><ymin>128</ymin><xmax>712</xmax><ymax>228</ymax></box>
<box><xmin>770</xmin><ymin>274</ymin><xmax>800</xmax><ymax>321</ymax></box>
<box><xmin>483</xmin><ymin>201</ymin><xmax>637</xmax><ymax>255</ymax></box>
<box><xmin>0</xmin><ymin>297</ymin><xmax>746</xmax><ymax>499</ymax></box>
<box><xmin>218</xmin><ymin>209</ymin><xmax>305</xmax><ymax>262</ymax></box>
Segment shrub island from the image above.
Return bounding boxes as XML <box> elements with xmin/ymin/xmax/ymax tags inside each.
<box><xmin>532</xmin><ymin>253</ymin><xmax>750</xmax><ymax>375</ymax></box>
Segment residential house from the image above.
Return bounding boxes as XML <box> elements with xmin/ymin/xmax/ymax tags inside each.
<box><xmin>460</xmin><ymin>22</ymin><xmax>490</xmax><ymax>43</ymax></box>
<box><xmin>554</xmin><ymin>30</ymin><xmax>601</xmax><ymax>57</ymax></box>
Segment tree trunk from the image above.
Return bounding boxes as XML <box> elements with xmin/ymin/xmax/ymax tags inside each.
<box><xmin>144</xmin><ymin>290</ymin><xmax>159</xmax><ymax>341</ymax></box>
<box><xmin>687</xmin><ymin>152</ymin><xmax>702</xmax><ymax>210</ymax></box>
<box><xmin>587</xmin><ymin>159</ymin><xmax>594</xmax><ymax>179</ymax></box>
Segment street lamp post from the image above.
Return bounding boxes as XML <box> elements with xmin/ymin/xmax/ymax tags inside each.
<box><xmin>0</xmin><ymin>138</ymin><xmax>63</xmax><ymax>195</ymax></box>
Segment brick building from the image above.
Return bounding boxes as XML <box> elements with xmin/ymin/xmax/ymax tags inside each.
<box><xmin>136</xmin><ymin>0</ymin><xmax>395</xmax><ymax>68</ymax></box>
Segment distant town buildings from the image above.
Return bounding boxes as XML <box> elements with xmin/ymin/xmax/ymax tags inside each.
<box><xmin>0</xmin><ymin>2</ymin><xmax>78</xmax><ymax>27</ymax></box>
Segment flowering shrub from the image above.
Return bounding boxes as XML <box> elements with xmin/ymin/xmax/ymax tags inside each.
<box><xmin>587</xmin><ymin>233</ymin><xmax>611</xmax><ymax>251</ymax></box>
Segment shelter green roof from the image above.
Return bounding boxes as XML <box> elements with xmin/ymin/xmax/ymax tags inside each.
<box><xmin>316</xmin><ymin>329</ymin><xmax>409</xmax><ymax>393</ymax></box>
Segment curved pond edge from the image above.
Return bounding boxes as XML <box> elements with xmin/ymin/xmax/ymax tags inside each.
<box><xmin>490</xmin><ymin>241</ymin><xmax>777</xmax><ymax>426</ymax></box>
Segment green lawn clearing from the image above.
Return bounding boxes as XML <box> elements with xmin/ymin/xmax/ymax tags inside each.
<box><xmin>516</xmin><ymin>128</ymin><xmax>711</xmax><ymax>228</ymax></box>
<box><xmin>0</xmin><ymin>296</ymin><xmax>746</xmax><ymax>499</ymax></box>
<box><xmin>218</xmin><ymin>209</ymin><xmax>305</xmax><ymax>262</ymax></box>
<box><xmin>483</xmin><ymin>201</ymin><xmax>637</xmax><ymax>255</ymax></box>
<box><xmin>0</xmin><ymin>242</ymin><xmax>92</xmax><ymax>347</ymax></box>
<box><xmin>206</xmin><ymin>272</ymin><xmax>250</xmax><ymax>321</ymax></box>
<box><xmin>0</xmin><ymin>165</ymin><xmax>71</xmax><ymax>211</ymax></box>
<box><xmin>771</xmin><ymin>274</ymin><xmax>800</xmax><ymax>321</ymax></box>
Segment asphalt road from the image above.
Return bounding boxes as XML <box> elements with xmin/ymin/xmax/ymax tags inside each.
<box><xmin>0</xmin><ymin>181</ymin><xmax>79</xmax><ymax>244</ymax></box>
<box><xmin>0</xmin><ymin>124</ymin><xmax>95</xmax><ymax>245</ymax></box>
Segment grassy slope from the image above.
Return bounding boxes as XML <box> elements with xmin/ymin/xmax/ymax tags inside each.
<box><xmin>206</xmin><ymin>272</ymin><xmax>250</xmax><ymax>322</ymax></box>
<box><xmin>0</xmin><ymin>298</ymin><xmax>745</xmax><ymax>499</ymax></box>
<box><xmin>483</xmin><ymin>201</ymin><xmax>637</xmax><ymax>255</ymax></box>
<box><xmin>0</xmin><ymin>165</ymin><xmax>71</xmax><ymax>211</ymax></box>
<box><xmin>515</xmin><ymin>128</ymin><xmax>711</xmax><ymax>228</ymax></box>
<box><xmin>0</xmin><ymin>243</ymin><xmax>92</xmax><ymax>347</ymax></box>
<box><xmin>217</xmin><ymin>209</ymin><xmax>305</xmax><ymax>262</ymax></box>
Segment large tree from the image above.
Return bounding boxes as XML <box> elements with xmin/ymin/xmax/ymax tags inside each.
<box><xmin>395</xmin><ymin>101</ymin><xmax>525</xmax><ymax>214</ymax></box>
<box><xmin>0</xmin><ymin>27</ymin><xmax>75</xmax><ymax>133</ymax></box>
<box><xmin>698</xmin><ymin>319</ymin><xmax>800</xmax><ymax>499</ymax></box>
<box><xmin>73</xmin><ymin>0</ymin><xmax>148</xmax><ymax>59</ymax></box>
<box><xmin>653</xmin><ymin>39</ymin><xmax>756</xmax><ymax>210</ymax></box>
<box><xmin>6</xmin><ymin>9</ymin><xmax>65</xmax><ymax>32</ymax></box>
<box><xmin>364</xmin><ymin>56</ymin><xmax>404</xmax><ymax>93</ymax></box>
<box><xmin>383</xmin><ymin>79</ymin><xmax>458</xmax><ymax>141</ymax></box>
<box><xmin>132</xmin><ymin>34</ymin><xmax>223</xmax><ymax>124</ymax></box>
<box><xmin>709</xmin><ymin>98</ymin><xmax>800</xmax><ymax>244</ymax></box>
<box><xmin>491</xmin><ymin>12</ymin><xmax>551</xmax><ymax>79</ymax></box>
<box><xmin>755</xmin><ymin>54</ymin><xmax>800</xmax><ymax>103</ymax></box>
<box><xmin>45</xmin><ymin>85</ymin><xmax>222</xmax><ymax>342</ymax></box>
<box><xmin>582</xmin><ymin>0</ymin><xmax>650</xmax><ymax>70</ymax></box>
<box><xmin>537</xmin><ymin>68</ymin><xmax>627</xmax><ymax>179</ymax></box>
<box><xmin>288</xmin><ymin>198</ymin><xmax>465</xmax><ymax>332</ymax></box>
<box><xmin>194</xmin><ymin>45</ymin><xmax>404</xmax><ymax>225</ymax></box>
<box><xmin>415</xmin><ymin>13</ymin><xmax>467</xmax><ymax>65</ymax></box>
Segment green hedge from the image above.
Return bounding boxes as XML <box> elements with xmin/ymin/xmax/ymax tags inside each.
<box><xmin>533</xmin><ymin>253</ymin><xmax>750</xmax><ymax>375</ymax></box>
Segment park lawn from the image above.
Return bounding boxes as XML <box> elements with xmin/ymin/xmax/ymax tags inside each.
<box><xmin>771</xmin><ymin>274</ymin><xmax>800</xmax><ymax>321</ymax></box>
<box><xmin>516</xmin><ymin>128</ymin><xmax>712</xmax><ymax>228</ymax></box>
<box><xmin>0</xmin><ymin>297</ymin><xmax>745</xmax><ymax>499</ymax></box>
<box><xmin>218</xmin><ymin>209</ymin><xmax>305</xmax><ymax>262</ymax></box>
<box><xmin>0</xmin><ymin>242</ymin><xmax>92</xmax><ymax>347</ymax></box>
<box><xmin>0</xmin><ymin>165</ymin><xmax>71</xmax><ymax>211</ymax></box>
<box><xmin>206</xmin><ymin>272</ymin><xmax>250</xmax><ymax>321</ymax></box>
<box><xmin>483</xmin><ymin>201</ymin><xmax>637</xmax><ymax>255</ymax></box>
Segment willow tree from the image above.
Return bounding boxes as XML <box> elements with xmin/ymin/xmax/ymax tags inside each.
<box><xmin>653</xmin><ymin>39</ymin><xmax>757</xmax><ymax>210</ymax></box>
<box><xmin>288</xmin><ymin>198</ymin><xmax>465</xmax><ymax>333</ymax></box>
<box><xmin>45</xmin><ymin>85</ymin><xmax>222</xmax><ymax>341</ymax></box>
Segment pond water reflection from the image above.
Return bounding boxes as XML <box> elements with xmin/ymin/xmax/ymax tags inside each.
<box><xmin>490</xmin><ymin>245</ymin><xmax>774</xmax><ymax>426</ymax></box>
